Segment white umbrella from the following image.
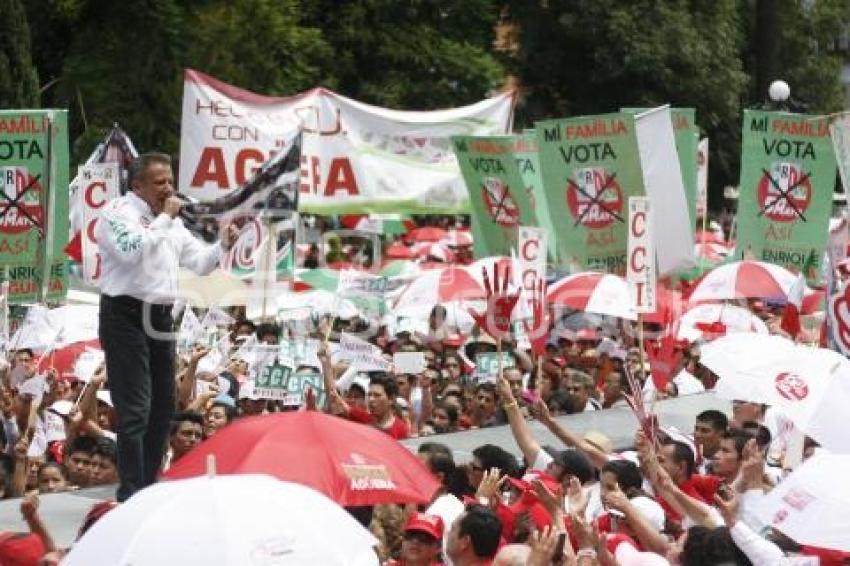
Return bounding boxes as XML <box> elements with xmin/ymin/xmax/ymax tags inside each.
<box><xmin>755</xmin><ymin>453</ymin><xmax>850</xmax><ymax>552</ymax></box>
<box><xmin>698</xmin><ymin>333</ymin><xmax>795</xmax><ymax>384</ymax></box>
<box><xmin>63</xmin><ymin>474</ymin><xmax>378</xmax><ymax>566</ymax></box>
<box><xmin>276</xmin><ymin>289</ymin><xmax>360</xmax><ymax>319</ymax></box>
<box><xmin>701</xmin><ymin>334</ymin><xmax>850</xmax><ymax>453</ymax></box>
<box><xmin>676</xmin><ymin>303</ymin><xmax>769</xmax><ymax>342</ymax></box>
<box><xmin>394</xmin><ymin>300</ymin><xmax>479</xmax><ymax>335</ymax></box>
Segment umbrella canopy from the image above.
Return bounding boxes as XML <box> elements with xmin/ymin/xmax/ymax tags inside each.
<box><xmin>393</xmin><ymin>266</ymin><xmax>485</xmax><ymax>311</ymax></box>
<box><xmin>441</xmin><ymin>229</ymin><xmax>473</xmax><ymax>248</ymax></box>
<box><xmin>38</xmin><ymin>339</ymin><xmax>102</xmax><ymax>381</ymax></box>
<box><xmin>64</xmin><ymin>474</ymin><xmax>378</xmax><ymax>566</ymax></box>
<box><xmin>164</xmin><ymin>411</ymin><xmax>441</xmax><ymax>506</ymax></box>
<box><xmin>686</xmin><ymin>260</ymin><xmax>800</xmax><ymax>302</ymax></box>
<box><xmin>415</xmin><ymin>242</ymin><xmax>455</xmax><ymax>263</ymax></box>
<box><xmin>754</xmin><ymin>453</ymin><xmax>850</xmax><ymax>552</ymax></box>
<box><xmin>700</xmin><ymin>334</ymin><xmax>850</xmax><ymax>453</ymax></box>
<box><xmin>406</xmin><ymin>226</ymin><xmax>447</xmax><ymax>243</ymax></box>
<box><xmin>385</xmin><ymin>241</ymin><xmax>416</xmax><ymax>259</ymax></box>
<box><xmin>11</xmin><ymin>304</ymin><xmax>99</xmax><ymax>353</ymax></box>
<box><xmin>340</xmin><ymin>214</ymin><xmax>414</xmax><ymax>236</ymax></box>
<box><xmin>676</xmin><ymin>304</ymin><xmax>768</xmax><ymax>343</ymax></box>
<box><xmin>547</xmin><ymin>272</ymin><xmax>636</xmax><ymax>320</ymax></box>
<box><xmin>394</xmin><ymin>300</ymin><xmax>479</xmax><ymax>335</ymax></box>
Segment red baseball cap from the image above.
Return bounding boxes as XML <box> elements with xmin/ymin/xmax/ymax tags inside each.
<box><xmin>404</xmin><ymin>512</ymin><xmax>444</xmax><ymax>541</ymax></box>
<box><xmin>0</xmin><ymin>532</ymin><xmax>46</xmax><ymax>566</ymax></box>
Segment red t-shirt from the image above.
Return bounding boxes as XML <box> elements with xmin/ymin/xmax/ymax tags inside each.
<box><xmin>658</xmin><ymin>474</ymin><xmax>723</xmax><ymax>524</ymax></box>
<box><xmin>347</xmin><ymin>407</ymin><xmax>410</xmax><ymax>440</ymax></box>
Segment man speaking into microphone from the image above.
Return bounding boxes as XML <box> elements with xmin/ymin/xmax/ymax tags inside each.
<box><xmin>96</xmin><ymin>153</ymin><xmax>238</xmax><ymax>501</ymax></box>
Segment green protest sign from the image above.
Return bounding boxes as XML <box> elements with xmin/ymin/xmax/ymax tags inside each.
<box><xmin>474</xmin><ymin>352</ymin><xmax>515</xmax><ymax>383</ymax></box>
<box><xmin>736</xmin><ymin>110</ymin><xmax>837</xmax><ymax>282</ymax></box>
<box><xmin>254</xmin><ymin>355</ymin><xmax>295</xmax><ymax>400</ymax></box>
<box><xmin>280</xmin><ymin>371</ymin><xmax>326</xmax><ymax>408</ymax></box>
<box><xmin>0</xmin><ymin>110</ymin><xmax>70</xmax><ymax>303</ymax></box>
<box><xmin>535</xmin><ymin>113</ymin><xmax>644</xmax><ymax>273</ymax></box>
<box><xmin>624</xmin><ymin>108</ymin><xmax>699</xmax><ymax>227</ymax></box>
<box><xmin>452</xmin><ymin>135</ymin><xmax>540</xmax><ymax>258</ymax></box>
<box><xmin>515</xmin><ymin>131</ymin><xmax>558</xmax><ymax>263</ymax></box>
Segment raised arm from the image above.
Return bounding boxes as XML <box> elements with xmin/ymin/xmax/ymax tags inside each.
<box><xmin>535</xmin><ymin>398</ymin><xmax>609</xmax><ymax>470</ymax></box>
<box><xmin>497</xmin><ymin>377</ymin><xmax>543</xmax><ymax>467</ymax></box>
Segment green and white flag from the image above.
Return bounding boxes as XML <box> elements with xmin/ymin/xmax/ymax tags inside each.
<box><xmin>736</xmin><ymin>110</ymin><xmax>837</xmax><ymax>282</ymax></box>
<box><xmin>452</xmin><ymin>135</ymin><xmax>539</xmax><ymax>257</ymax></box>
<box><xmin>535</xmin><ymin>113</ymin><xmax>645</xmax><ymax>273</ymax></box>
<box><xmin>0</xmin><ymin>110</ymin><xmax>70</xmax><ymax>303</ymax></box>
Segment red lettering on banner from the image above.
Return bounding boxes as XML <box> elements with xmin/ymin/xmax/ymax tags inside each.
<box><xmin>631</xmin><ymin>211</ymin><xmax>646</xmax><ymax>238</ymax></box>
<box><xmin>634</xmin><ymin>281</ymin><xmax>645</xmax><ymax>306</ymax></box>
<box><xmin>235</xmin><ymin>148</ymin><xmax>264</xmax><ymax>185</ymax></box>
<box><xmin>325</xmin><ymin>157</ymin><xmax>359</xmax><ymax>196</ymax></box>
<box><xmin>630</xmin><ymin>246</ymin><xmax>646</xmax><ymax>272</ymax></box>
<box><xmin>191</xmin><ymin>147</ymin><xmax>228</xmax><ymax>188</ymax></box>
<box><xmin>86</xmin><ymin>218</ymin><xmax>99</xmax><ymax>244</ymax></box>
<box><xmin>521</xmin><ymin>239</ymin><xmax>539</xmax><ymax>262</ymax></box>
<box><xmin>84</xmin><ymin>181</ymin><xmax>107</xmax><ymax>208</ymax></box>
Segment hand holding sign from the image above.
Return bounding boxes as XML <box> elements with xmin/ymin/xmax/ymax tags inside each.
<box><xmin>523</xmin><ymin>279</ymin><xmax>550</xmax><ymax>355</ymax></box>
<box><xmin>469</xmin><ymin>264</ymin><xmax>520</xmax><ymax>341</ymax></box>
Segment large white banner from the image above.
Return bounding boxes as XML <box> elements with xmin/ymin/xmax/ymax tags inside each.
<box><xmin>179</xmin><ymin>69</ymin><xmax>514</xmax><ymax>212</ymax></box>
<box><xmin>79</xmin><ymin>163</ymin><xmax>120</xmax><ymax>285</ymax></box>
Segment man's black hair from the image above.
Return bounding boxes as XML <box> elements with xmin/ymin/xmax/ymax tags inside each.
<box><xmin>696</xmin><ymin>409</ymin><xmax>729</xmax><ymax>432</ymax></box>
<box><xmin>369</xmin><ymin>373</ymin><xmax>398</xmax><ymax>399</ymax></box>
<box><xmin>92</xmin><ymin>437</ymin><xmax>118</xmax><ymax>464</ymax></box>
<box><xmin>471</xmin><ymin>444</ymin><xmax>520</xmax><ymax>478</ymax></box>
<box><xmin>458</xmin><ymin>504</ymin><xmax>502</xmax><ymax>559</ymax></box>
<box><xmin>170</xmin><ymin>410</ymin><xmax>205</xmax><ymax>436</ymax></box>
<box><xmin>664</xmin><ymin>439</ymin><xmax>696</xmax><ymax>478</ymax></box>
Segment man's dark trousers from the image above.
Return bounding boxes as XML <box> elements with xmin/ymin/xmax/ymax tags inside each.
<box><xmin>99</xmin><ymin>294</ymin><xmax>175</xmax><ymax>502</ymax></box>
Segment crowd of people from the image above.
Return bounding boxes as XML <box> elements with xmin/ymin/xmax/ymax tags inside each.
<box><xmin>0</xmin><ymin>206</ymin><xmax>846</xmax><ymax>565</ymax></box>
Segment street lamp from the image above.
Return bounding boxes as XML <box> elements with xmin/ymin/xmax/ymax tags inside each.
<box><xmin>766</xmin><ymin>79</ymin><xmax>806</xmax><ymax>112</ymax></box>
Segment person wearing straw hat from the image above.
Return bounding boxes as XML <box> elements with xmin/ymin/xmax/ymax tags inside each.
<box><xmin>96</xmin><ymin>153</ymin><xmax>238</xmax><ymax>502</ymax></box>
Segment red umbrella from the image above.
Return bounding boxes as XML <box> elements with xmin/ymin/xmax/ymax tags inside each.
<box><xmin>406</xmin><ymin>226</ymin><xmax>446</xmax><ymax>243</ymax></box>
<box><xmin>38</xmin><ymin>339</ymin><xmax>101</xmax><ymax>381</ymax></box>
<box><xmin>386</xmin><ymin>242</ymin><xmax>415</xmax><ymax>259</ymax></box>
<box><xmin>163</xmin><ymin>411</ymin><xmax>441</xmax><ymax>506</ymax></box>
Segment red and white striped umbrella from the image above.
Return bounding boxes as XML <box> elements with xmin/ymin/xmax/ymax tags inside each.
<box><xmin>414</xmin><ymin>242</ymin><xmax>455</xmax><ymax>263</ymax></box>
<box><xmin>547</xmin><ymin>272</ymin><xmax>636</xmax><ymax>320</ymax></box>
<box><xmin>676</xmin><ymin>304</ymin><xmax>768</xmax><ymax>343</ymax></box>
<box><xmin>441</xmin><ymin>229</ymin><xmax>473</xmax><ymax>248</ymax></box>
<box><xmin>393</xmin><ymin>266</ymin><xmax>485</xmax><ymax>311</ymax></box>
<box><xmin>687</xmin><ymin>261</ymin><xmax>800</xmax><ymax>302</ymax></box>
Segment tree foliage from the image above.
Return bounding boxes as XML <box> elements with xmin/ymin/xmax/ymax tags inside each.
<box><xmin>0</xmin><ymin>0</ymin><xmax>40</xmax><ymax>108</ymax></box>
<box><xmin>12</xmin><ymin>0</ymin><xmax>850</xmax><ymax>204</ymax></box>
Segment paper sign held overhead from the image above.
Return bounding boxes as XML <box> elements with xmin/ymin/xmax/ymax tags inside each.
<box><xmin>627</xmin><ymin>197</ymin><xmax>656</xmax><ymax>313</ymax></box>
<box><xmin>393</xmin><ymin>352</ymin><xmax>426</xmax><ymax>375</ymax></box>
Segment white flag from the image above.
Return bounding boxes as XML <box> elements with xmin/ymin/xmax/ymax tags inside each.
<box><xmin>635</xmin><ymin>106</ymin><xmax>695</xmax><ymax>274</ymax></box>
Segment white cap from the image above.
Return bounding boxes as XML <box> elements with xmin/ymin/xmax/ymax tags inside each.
<box><xmin>628</xmin><ymin>496</ymin><xmax>666</xmax><ymax>532</ymax></box>
<box><xmin>96</xmin><ymin>390</ymin><xmax>113</xmax><ymax>407</ymax></box>
<box><xmin>49</xmin><ymin>399</ymin><xmax>73</xmax><ymax>416</ymax></box>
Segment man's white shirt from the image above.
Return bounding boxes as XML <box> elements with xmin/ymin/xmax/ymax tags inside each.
<box><xmin>96</xmin><ymin>192</ymin><xmax>222</xmax><ymax>302</ymax></box>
